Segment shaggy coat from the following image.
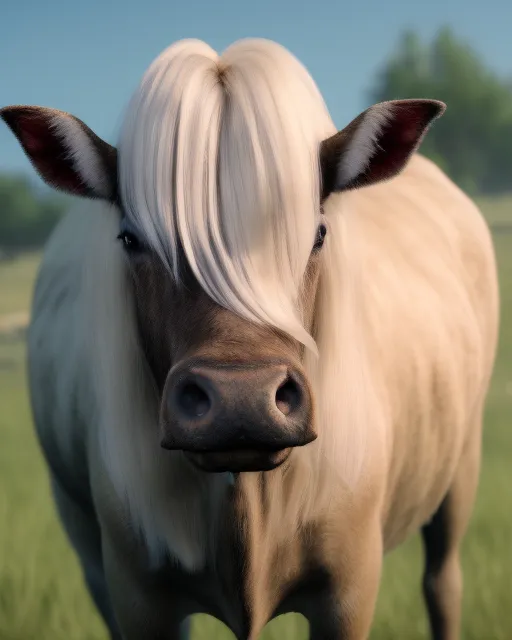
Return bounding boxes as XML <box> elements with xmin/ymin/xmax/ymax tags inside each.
<box><xmin>1</xmin><ymin>38</ymin><xmax>499</xmax><ymax>640</ymax></box>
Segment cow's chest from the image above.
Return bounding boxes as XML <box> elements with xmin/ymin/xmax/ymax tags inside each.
<box><xmin>151</xmin><ymin>486</ymin><xmax>332</xmax><ymax>639</ymax></box>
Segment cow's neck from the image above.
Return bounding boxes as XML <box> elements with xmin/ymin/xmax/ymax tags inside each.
<box><xmin>209</xmin><ymin>468</ymin><xmax>330</xmax><ymax>638</ymax></box>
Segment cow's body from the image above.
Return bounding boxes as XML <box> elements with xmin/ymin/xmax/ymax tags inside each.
<box><xmin>26</xmin><ymin>149</ymin><xmax>498</xmax><ymax>639</ymax></box>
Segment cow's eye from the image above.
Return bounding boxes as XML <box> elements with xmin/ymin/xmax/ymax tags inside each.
<box><xmin>117</xmin><ymin>230</ymin><xmax>142</xmax><ymax>252</ymax></box>
<box><xmin>313</xmin><ymin>223</ymin><xmax>327</xmax><ymax>251</ymax></box>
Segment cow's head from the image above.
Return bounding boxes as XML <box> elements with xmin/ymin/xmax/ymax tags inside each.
<box><xmin>2</xmin><ymin>86</ymin><xmax>443</xmax><ymax>474</ymax></box>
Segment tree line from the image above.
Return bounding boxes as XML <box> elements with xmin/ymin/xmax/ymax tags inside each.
<box><xmin>1</xmin><ymin>26</ymin><xmax>511</xmax><ymax>251</ymax></box>
<box><xmin>369</xmin><ymin>27</ymin><xmax>512</xmax><ymax>194</ymax></box>
<box><xmin>0</xmin><ymin>174</ymin><xmax>71</xmax><ymax>254</ymax></box>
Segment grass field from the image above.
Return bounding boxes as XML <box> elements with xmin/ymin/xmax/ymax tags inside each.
<box><xmin>0</xmin><ymin>196</ymin><xmax>511</xmax><ymax>640</ymax></box>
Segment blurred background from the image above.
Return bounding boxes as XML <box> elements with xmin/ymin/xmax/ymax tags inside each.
<box><xmin>0</xmin><ymin>1</ymin><xmax>510</xmax><ymax>638</ymax></box>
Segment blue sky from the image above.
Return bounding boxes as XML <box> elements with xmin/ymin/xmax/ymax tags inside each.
<box><xmin>1</xmin><ymin>0</ymin><xmax>510</xmax><ymax>176</ymax></box>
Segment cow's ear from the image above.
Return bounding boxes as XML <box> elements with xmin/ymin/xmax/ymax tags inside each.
<box><xmin>320</xmin><ymin>99</ymin><xmax>445</xmax><ymax>199</ymax></box>
<box><xmin>0</xmin><ymin>105</ymin><xmax>117</xmax><ymax>201</ymax></box>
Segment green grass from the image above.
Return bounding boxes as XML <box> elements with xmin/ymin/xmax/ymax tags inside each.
<box><xmin>475</xmin><ymin>193</ymin><xmax>512</xmax><ymax>226</ymax></box>
<box><xmin>0</xmin><ymin>252</ymin><xmax>40</xmax><ymax>316</ymax></box>
<box><xmin>0</xmin><ymin>196</ymin><xmax>511</xmax><ymax>639</ymax></box>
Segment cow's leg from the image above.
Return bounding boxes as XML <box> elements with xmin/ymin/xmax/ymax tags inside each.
<box><xmin>421</xmin><ymin>424</ymin><xmax>482</xmax><ymax>640</ymax></box>
<box><xmin>179</xmin><ymin>617</ymin><xmax>192</xmax><ymax>639</ymax></box>
<box><xmin>104</xmin><ymin>597</ymin><xmax>191</xmax><ymax>640</ymax></box>
<box><xmin>102</xmin><ymin>536</ymin><xmax>193</xmax><ymax>640</ymax></box>
<box><xmin>307</xmin><ymin>524</ymin><xmax>383</xmax><ymax>639</ymax></box>
<box><xmin>50</xmin><ymin>477</ymin><xmax>121</xmax><ymax>639</ymax></box>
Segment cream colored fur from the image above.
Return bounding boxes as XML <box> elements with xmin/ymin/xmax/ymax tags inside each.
<box><xmin>28</xmin><ymin>40</ymin><xmax>498</xmax><ymax>588</ymax></box>
<box><xmin>30</xmin><ymin>157</ymin><xmax>498</xmax><ymax>575</ymax></box>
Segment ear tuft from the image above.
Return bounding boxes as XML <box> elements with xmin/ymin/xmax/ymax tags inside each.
<box><xmin>320</xmin><ymin>99</ymin><xmax>445</xmax><ymax>199</ymax></box>
<box><xmin>0</xmin><ymin>105</ymin><xmax>117</xmax><ymax>201</ymax></box>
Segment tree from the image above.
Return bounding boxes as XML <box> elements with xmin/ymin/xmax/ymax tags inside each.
<box><xmin>0</xmin><ymin>174</ymin><xmax>69</xmax><ymax>251</ymax></box>
<box><xmin>369</xmin><ymin>27</ymin><xmax>512</xmax><ymax>194</ymax></box>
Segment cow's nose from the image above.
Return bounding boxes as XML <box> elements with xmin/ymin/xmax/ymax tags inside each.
<box><xmin>169</xmin><ymin>367</ymin><xmax>303</xmax><ymax>427</ymax></box>
<box><xmin>160</xmin><ymin>360</ymin><xmax>315</xmax><ymax>456</ymax></box>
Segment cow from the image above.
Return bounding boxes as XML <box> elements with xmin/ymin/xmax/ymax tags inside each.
<box><xmin>1</xmin><ymin>37</ymin><xmax>499</xmax><ymax>640</ymax></box>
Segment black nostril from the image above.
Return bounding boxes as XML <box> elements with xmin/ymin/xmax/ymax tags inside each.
<box><xmin>177</xmin><ymin>381</ymin><xmax>212</xmax><ymax>419</ymax></box>
<box><xmin>275</xmin><ymin>376</ymin><xmax>302</xmax><ymax>416</ymax></box>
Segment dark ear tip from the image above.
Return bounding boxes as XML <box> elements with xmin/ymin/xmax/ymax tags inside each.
<box><xmin>427</xmin><ymin>99</ymin><xmax>447</xmax><ymax>119</ymax></box>
<box><xmin>412</xmin><ymin>99</ymin><xmax>446</xmax><ymax>122</ymax></box>
<box><xmin>1</xmin><ymin>105</ymin><xmax>50</xmax><ymax>122</ymax></box>
<box><xmin>0</xmin><ymin>109</ymin><xmax>24</xmax><ymax>137</ymax></box>
<box><xmin>390</xmin><ymin>98</ymin><xmax>446</xmax><ymax>121</ymax></box>
<box><xmin>0</xmin><ymin>106</ymin><xmax>15</xmax><ymax>124</ymax></box>
<box><xmin>0</xmin><ymin>105</ymin><xmax>35</xmax><ymax>130</ymax></box>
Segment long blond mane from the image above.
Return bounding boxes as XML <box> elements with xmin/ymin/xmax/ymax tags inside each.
<box><xmin>119</xmin><ymin>38</ymin><xmax>336</xmax><ymax>349</ymax></box>
<box><xmin>82</xmin><ymin>38</ymin><xmax>382</xmax><ymax>569</ymax></box>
